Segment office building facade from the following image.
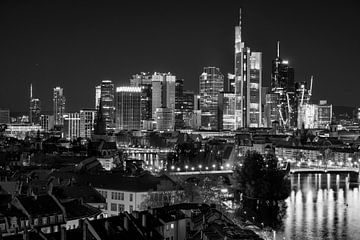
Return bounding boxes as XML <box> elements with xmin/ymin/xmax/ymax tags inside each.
<box><xmin>115</xmin><ymin>87</ymin><xmax>141</xmax><ymax>131</ymax></box>
<box><xmin>53</xmin><ymin>87</ymin><xmax>66</xmax><ymax>126</ymax></box>
<box><xmin>80</xmin><ymin>109</ymin><xmax>97</xmax><ymax>139</ymax></box>
<box><xmin>199</xmin><ymin>67</ymin><xmax>224</xmax><ymax>130</ymax></box>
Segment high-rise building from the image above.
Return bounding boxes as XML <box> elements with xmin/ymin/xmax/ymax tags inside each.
<box><xmin>151</xmin><ymin>73</ymin><xmax>176</xmax><ymax>117</ymax></box>
<box><xmin>0</xmin><ymin>109</ymin><xmax>10</xmax><ymax>124</ymax></box>
<box><xmin>115</xmin><ymin>87</ymin><xmax>141</xmax><ymax>131</ymax></box>
<box><xmin>95</xmin><ymin>85</ymin><xmax>101</xmax><ymax>109</ymax></box>
<box><xmin>63</xmin><ymin>112</ymin><xmax>80</xmax><ymax>140</ymax></box>
<box><xmin>130</xmin><ymin>72</ymin><xmax>152</xmax><ymax>86</ymax></box>
<box><xmin>40</xmin><ymin>115</ymin><xmax>54</xmax><ymax>132</ymax></box>
<box><xmin>248</xmin><ymin>52</ymin><xmax>262</xmax><ymax>127</ymax></box>
<box><xmin>199</xmin><ymin>67</ymin><xmax>224</xmax><ymax>130</ymax></box>
<box><xmin>234</xmin><ymin>9</ymin><xmax>263</xmax><ymax>129</ymax></box>
<box><xmin>130</xmin><ymin>73</ymin><xmax>153</xmax><ymax>122</ymax></box>
<box><xmin>182</xmin><ymin>90</ymin><xmax>195</xmax><ymax>128</ymax></box>
<box><xmin>317</xmin><ymin>100</ymin><xmax>332</xmax><ymax>129</ymax></box>
<box><xmin>80</xmin><ymin>109</ymin><xmax>96</xmax><ymax>139</ymax></box>
<box><xmin>53</xmin><ymin>87</ymin><xmax>66</xmax><ymax>126</ymax></box>
<box><xmin>100</xmin><ymin>80</ymin><xmax>115</xmax><ymax>131</ymax></box>
<box><xmin>219</xmin><ymin>92</ymin><xmax>236</xmax><ymax>130</ymax></box>
<box><xmin>29</xmin><ymin>84</ymin><xmax>41</xmax><ymax>124</ymax></box>
<box><xmin>269</xmin><ymin>41</ymin><xmax>295</xmax><ymax>128</ymax></box>
<box><xmin>155</xmin><ymin>108</ymin><xmax>174</xmax><ymax>131</ymax></box>
<box><xmin>175</xmin><ymin>79</ymin><xmax>184</xmax><ymax>129</ymax></box>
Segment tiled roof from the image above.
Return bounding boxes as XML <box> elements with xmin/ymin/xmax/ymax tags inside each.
<box><xmin>61</xmin><ymin>199</ymin><xmax>101</xmax><ymax>220</ymax></box>
<box><xmin>89</xmin><ymin>172</ymin><xmax>177</xmax><ymax>192</ymax></box>
<box><xmin>16</xmin><ymin>194</ymin><xmax>63</xmax><ymax>216</ymax></box>
<box><xmin>52</xmin><ymin>185</ymin><xmax>106</xmax><ymax>204</ymax></box>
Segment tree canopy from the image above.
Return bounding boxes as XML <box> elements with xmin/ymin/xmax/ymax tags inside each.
<box><xmin>233</xmin><ymin>151</ymin><xmax>291</xmax><ymax>201</ymax></box>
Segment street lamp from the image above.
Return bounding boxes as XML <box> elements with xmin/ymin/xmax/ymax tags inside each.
<box><xmin>212</xmin><ymin>164</ymin><xmax>216</xmax><ymax>169</ymax></box>
<box><xmin>177</xmin><ymin>167</ymin><xmax>181</xmax><ymax>172</ymax></box>
<box><xmin>191</xmin><ymin>167</ymin><xmax>195</xmax><ymax>171</ymax></box>
<box><xmin>171</xmin><ymin>165</ymin><xmax>175</xmax><ymax>171</ymax></box>
<box><xmin>185</xmin><ymin>165</ymin><xmax>189</xmax><ymax>171</ymax></box>
<box><xmin>199</xmin><ymin>164</ymin><xmax>202</xmax><ymax>170</ymax></box>
<box><xmin>205</xmin><ymin>166</ymin><xmax>209</xmax><ymax>171</ymax></box>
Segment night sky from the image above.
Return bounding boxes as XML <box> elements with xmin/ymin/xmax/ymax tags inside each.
<box><xmin>1</xmin><ymin>0</ymin><xmax>359</xmax><ymax>113</ymax></box>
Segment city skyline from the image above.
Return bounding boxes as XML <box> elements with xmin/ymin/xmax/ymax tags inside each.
<box><xmin>1</xmin><ymin>1</ymin><xmax>359</xmax><ymax>112</ymax></box>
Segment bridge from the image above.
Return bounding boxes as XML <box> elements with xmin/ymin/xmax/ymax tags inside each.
<box><xmin>289</xmin><ymin>167</ymin><xmax>359</xmax><ymax>174</ymax></box>
<box><xmin>167</xmin><ymin>167</ymin><xmax>359</xmax><ymax>183</ymax></box>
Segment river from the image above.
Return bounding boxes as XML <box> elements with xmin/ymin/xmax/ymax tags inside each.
<box><xmin>276</xmin><ymin>173</ymin><xmax>360</xmax><ymax>240</ymax></box>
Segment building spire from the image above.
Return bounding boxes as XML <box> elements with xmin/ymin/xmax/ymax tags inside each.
<box><xmin>277</xmin><ymin>41</ymin><xmax>280</xmax><ymax>58</ymax></box>
<box><xmin>30</xmin><ymin>83</ymin><xmax>33</xmax><ymax>99</ymax></box>
<box><xmin>239</xmin><ymin>8</ymin><xmax>242</xmax><ymax>41</ymax></box>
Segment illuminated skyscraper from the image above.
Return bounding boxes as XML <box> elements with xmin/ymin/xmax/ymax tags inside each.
<box><xmin>40</xmin><ymin>115</ymin><xmax>54</xmax><ymax>132</ymax></box>
<box><xmin>53</xmin><ymin>86</ymin><xmax>66</xmax><ymax>126</ymax></box>
<box><xmin>234</xmin><ymin>9</ymin><xmax>263</xmax><ymax>128</ymax></box>
<box><xmin>100</xmin><ymin>80</ymin><xmax>115</xmax><ymax>131</ymax></box>
<box><xmin>219</xmin><ymin>92</ymin><xmax>236</xmax><ymax>130</ymax></box>
<box><xmin>80</xmin><ymin>109</ymin><xmax>96</xmax><ymax>138</ymax></box>
<box><xmin>175</xmin><ymin>78</ymin><xmax>184</xmax><ymax>129</ymax></box>
<box><xmin>29</xmin><ymin>84</ymin><xmax>41</xmax><ymax>125</ymax></box>
<box><xmin>115</xmin><ymin>87</ymin><xmax>141</xmax><ymax>131</ymax></box>
<box><xmin>130</xmin><ymin>72</ymin><xmax>153</xmax><ymax>123</ymax></box>
<box><xmin>0</xmin><ymin>109</ymin><xmax>10</xmax><ymax>124</ymax></box>
<box><xmin>269</xmin><ymin>41</ymin><xmax>295</xmax><ymax>128</ymax></box>
<box><xmin>63</xmin><ymin>112</ymin><xmax>80</xmax><ymax>140</ymax></box>
<box><xmin>151</xmin><ymin>72</ymin><xmax>176</xmax><ymax>128</ymax></box>
<box><xmin>199</xmin><ymin>66</ymin><xmax>224</xmax><ymax>130</ymax></box>
<box><xmin>95</xmin><ymin>85</ymin><xmax>101</xmax><ymax>109</ymax></box>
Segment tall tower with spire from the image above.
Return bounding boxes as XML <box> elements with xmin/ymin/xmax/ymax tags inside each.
<box><xmin>29</xmin><ymin>84</ymin><xmax>41</xmax><ymax>124</ymax></box>
<box><xmin>233</xmin><ymin>9</ymin><xmax>262</xmax><ymax>129</ymax></box>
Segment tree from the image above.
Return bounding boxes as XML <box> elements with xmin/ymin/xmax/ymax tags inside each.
<box><xmin>233</xmin><ymin>151</ymin><xmax>291</xmax><ymax>229</ymax></box>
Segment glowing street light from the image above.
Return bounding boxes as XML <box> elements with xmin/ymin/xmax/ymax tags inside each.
<box><xmin>177</xmin><ymin>167</ymin><xmax>181</xmax><ymax>172</ymax></box>
<box><xmin>171</xmin><ymin>165</ymin><xmax>175</xmax><ymax>170</ymax></box>
<box><xmin>220</xmin><ymin>166</ymin><xmax>224</xmax><ymax>170</ymax></box>
<box><xmin>212</xmin><ymin>164</ymin><xmax>216</xmax><ymax>169</ymax></box>
<box><xmin>191</xmin><ymin>167</ymin><xmax>195</xmax><ymax>171</ymax></box>
<box><xmin>198</xmin><ymin>164</ymin><xmax>202</xmax><ymax>170</ymax></box>
<box><xmin>185</xmin><ymin>165</ymin><xmax>189</xmax><ymax>171</ymax></box>
<box><xmin>205</xmin><ymin>166</ymin><xmax>209</xmax><ymax>170</ymax></box>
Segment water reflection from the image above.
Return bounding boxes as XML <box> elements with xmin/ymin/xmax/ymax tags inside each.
<box><xmin>277</xmin><ymin>173</ymin><xmax>360</xmax><ymax>240</ymax></box>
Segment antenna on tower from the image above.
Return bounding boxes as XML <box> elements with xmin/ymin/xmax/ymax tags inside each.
<box><xmin>239</xmin><ymin>8</ymin><xmax>242</xmax><ymax>40</ymax></box>
<box><xmin>30</xmin><ymin>83</ymin><xmax>33</xmax><ymax>99</ymax></box>
<box><xmin>277</xmin><ymin>41</ymin><xmax>280</xmax><ymax>58</ymax></box>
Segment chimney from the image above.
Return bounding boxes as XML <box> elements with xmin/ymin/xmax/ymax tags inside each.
<box><xmin>61</xmin><ymin>226</ymin><xmax>67</xmax><ymax>240</ymax></box>
<box><xmin>142</xmin><ymin>214</ymin><xmax>146</xmax><ymax>228</ymax></box>
<box><xmin>124</xmin><ymin>216</ymin><xmax>129</xmax><ymax>231</ymax></box>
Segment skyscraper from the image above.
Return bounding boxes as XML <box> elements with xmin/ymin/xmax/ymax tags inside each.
<box><xmin>130</xmin><ymin>73</ymin><xmax>152</xmax><ymax>123</ymax></box>
<box><xmin>115</xmin><ymin>87</ymin><xmax>141</xmax><ymax>131</ymax></box>
<box><xmin>175</xmin><ymin>78</ymin><xmax>184</xmax><ymax>129</ymax></box>
<box><xmin>269</xmin><ymin>41</ymin><xmax>295</xmax><ymax>128</ymax></box>
<box><xmin>29</xmin><ymin>84</ymin><xmax>41</xmax><ymax>124</ymax></box>
<box><xmin>100</xmin><ymin>80</ymin><xmax>115</xmax><ymax>131</ymax></box>
<box><xmin>53</xmin><ymin>87</ymin><xmax>66</xmax><ymax>126</ymax></box>
<box><xmin>63</xmin><ymin>112</ymin><xmax>80</xmax><ymax>140</ymax></box>
<box><xmin>80</xmin><ymin>109</ymin><xmax>96</xmax><ymax>139</ymax></box>
<box><xmin>151</xmin><ymin>72</ymin><xmax>176</xmax><ymax>123</ymax></box>
<box><xmin>199</xmin><ymin>66</ymin><xmax>224</xmax><ymax>130</ymax></box>
<box><xmin>234</xmin><ymin>9</ymin><xmax>263</xmax><ymax>129</ymax></box>
<box><xmin>219</xmin><ymin>92</ymin><xmax>236</xmax><ymax>130</ymax></box>
<box><xmin>0</xmin><ymin>109</ymin><xmax>10</xmax><ymax>124</ymax></box>
<box><xmin>95</xmin><ymin>85</ymin><xmax>101</xmax><ymax>109</ymax></box>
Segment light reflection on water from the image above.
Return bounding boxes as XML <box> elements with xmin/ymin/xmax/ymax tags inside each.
<box><xmin>277</xmin><ymin>173</ymin><xmax>360</xmax><ymax>240</ymax></box>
